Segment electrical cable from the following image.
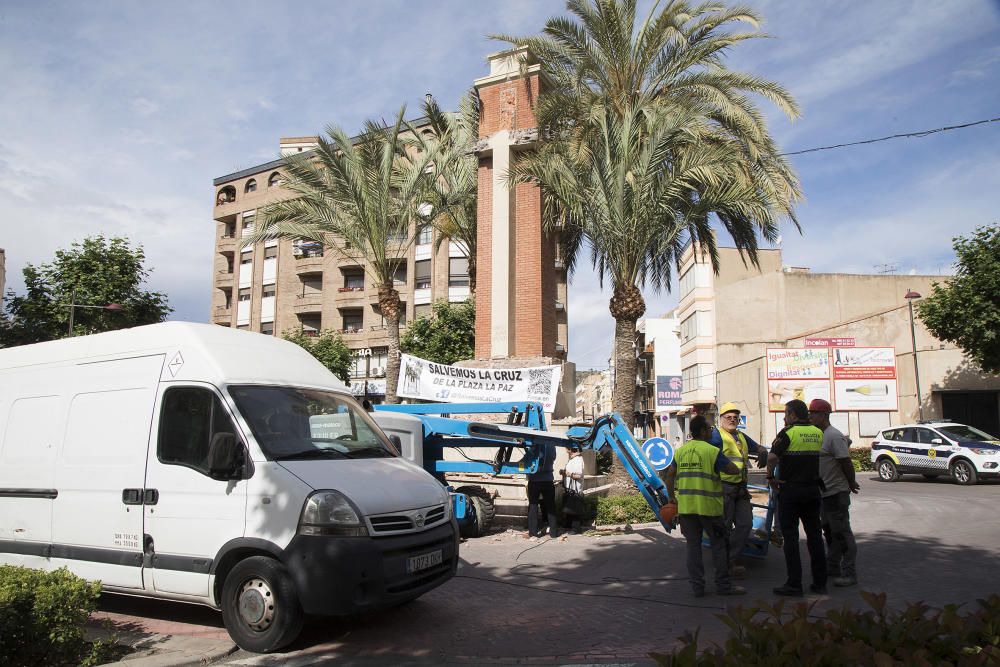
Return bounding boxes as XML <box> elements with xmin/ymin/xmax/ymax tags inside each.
<box><xmin>781</xmin><ymin>116</ymin><xmax>1000</xmax><ymax>156</ymax></box>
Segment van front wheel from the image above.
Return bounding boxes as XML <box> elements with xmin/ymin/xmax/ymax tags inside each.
<box><xmin>221</xmin><ymin>556</ymin><xmax>304</xmax><ymax>653</ymax></box>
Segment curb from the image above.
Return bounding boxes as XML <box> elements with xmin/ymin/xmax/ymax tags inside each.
<box><xmin>104</xmin><ymin>634</ymin><xmax>238</xmax><ymax>666</ymax></box>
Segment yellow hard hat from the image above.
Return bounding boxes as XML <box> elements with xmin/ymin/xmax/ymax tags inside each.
<box><xmin>720</xmin><ymin>402</ymin><xmax>741</xmax><ymax>416</ymax></box>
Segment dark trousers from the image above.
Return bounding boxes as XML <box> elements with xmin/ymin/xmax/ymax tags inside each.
<box><xmin>526</xmin><ymin>480</ymin><xmax>558</xmax><ymax>537</ymax></box>
<box><xmin>777</xmin><ymin>484</ymin><xmax>827</xmax><ymax>589</ymax></box>
<box><xmin>723</xmin><ymin>482</ymin><xmax>753</xmax><ymax>563</ymax></box>
<box><xmin>822</xmin><ymin>492</ymin><xmax>857</xmax><ymax>577</ymax></box>
<box><xmin>679</xmin><ymin>514</ymin><xmax>731</xmax><ymax>593</ymax></box>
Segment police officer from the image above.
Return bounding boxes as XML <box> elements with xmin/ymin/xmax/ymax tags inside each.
<box><xmin>669</xmin><ymin>415</ymin><xmax>746</xmax><ymax>598</ymax></box>
<box><xmin>710</xmin><ymin>402</ymin><xmax>766</xmax><ymax>577</ymax></box>
<box><xmin>767</xmin><ymin>399</ymin><xmax>827</xmax><ymax>596</ymax></box>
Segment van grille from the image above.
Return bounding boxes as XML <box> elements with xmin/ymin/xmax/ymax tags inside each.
<box><xmin>369</xmin><ymin>504</ymin><xmax>446</xmax><ymax>534</ymax></box>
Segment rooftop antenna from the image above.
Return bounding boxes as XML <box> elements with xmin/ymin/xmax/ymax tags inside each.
<box><xmin>874</xmin><ymin>263</ymin><xmax>898</xmax><ymax>275</ymax></box>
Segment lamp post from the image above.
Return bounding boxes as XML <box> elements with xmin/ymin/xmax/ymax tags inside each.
<box><xmin>66</xmin><ymin>290</ymin><xmax>123</xmax><ymax>337</ymax></box>
<box><xmin>905</xmin><ymin>289</ymin><xmax>923</xmax><ymax>421</ymax></box>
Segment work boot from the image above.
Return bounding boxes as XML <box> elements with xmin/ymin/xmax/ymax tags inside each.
<box><xmin>809</xmin><ymin>583</ymin><xmax>828</xmax><ymax>595</ymax></box>
<box><xmin>773</xmin><ymin>584</ymin><xmax>803</xmax><ymax>597</ymax></box>
<box><xmin>833</xmin><ymin>575</ymin><xmax>858</xmax><ymax>587</ymax></box>
<box><xmin>718</xmin><ymin>586</ymin><xmax>747</xmax><ymax>596</ymax></box>
<box><xmin>770</xmin><ymin>532</ymin><xmax>784</xmax><ymax>548</ymax></box>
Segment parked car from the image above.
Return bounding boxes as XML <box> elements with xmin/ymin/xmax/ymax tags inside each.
<box><xmin>870</xmin><ymin>421</ymin><xmax>1000</xmax><ymax>485</ymax></box>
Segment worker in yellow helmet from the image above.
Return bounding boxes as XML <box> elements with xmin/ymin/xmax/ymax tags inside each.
<box><xmin>709</xmin><ymin>402</ymin><xmax>766</xmax><ymax>578</ymax></box>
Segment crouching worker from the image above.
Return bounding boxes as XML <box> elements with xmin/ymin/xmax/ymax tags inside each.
<box><xmin>666</xmin><ymin>415</ymin><xmax>746</xmax><ymax>598</ymax></box>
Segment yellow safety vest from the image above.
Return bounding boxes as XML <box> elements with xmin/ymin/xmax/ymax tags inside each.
<box><xmin>674</xmin><ymin>439</ymin><xmax>724</xmax><ymax>517</ymax></box>
<box><xmin>786</xmin><ymin>424</ymin><xmax>823</xmax><ymax>455</ymax></box>
<box><xmin>719</xmin><ymin>429</ymin><xmax>749</xmax><ymax>484</ymax></box>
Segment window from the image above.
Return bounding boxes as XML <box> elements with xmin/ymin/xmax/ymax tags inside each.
<box><xmin>264</xmin><ymin>246</ymin><xmax>277</xmax><ymax>259</ymax></box>
<box><xmin>237</xmin><ymin>324</ymin><xmax>249</xmax><ymax>330</ymax></box>
<box><xmin>415</xmin><ymin>260</ymin><xmax>431</xmax><ymax>289</ymax></box>
<box><xmin>244</xmin><ymin>179</ymin><xmax>257</xmax><ymax>193</ymax></box>
<box><xmin>681</xmin><ymin>364</ymin><xmax>712</xmax><ymax>392</ymax></box>
<box><xmin>414</xmin><ymin>303</ymin><xmax>432</xmax><ymax>320</ymax></box>
<box><xmin>448</xmin><ymin>257</ymin><xmax>469</xmax><ymax>287</ymax></box>
<box><xmin>342</xmin><ymin>309</ymin><xmax>363</xmax><ymax>332</ymax></box>
<box><xmin>343</xmin><ymin>271</ymin><xmax>364</xmax><ymax>290</ymax></box>
<box><xmin>374</xmin><ymin>305</ymin><xmax>405</xmax><ymax>327</ymax></box>
<box><xmin>299</xmin><ymin>316</ymin><xmax>321</xmax><ymax>334</ymax></box>
<box><xmin>300</xmin><ymin>277</ymin><xmax>323</xmax><ymax>296</ymax></box>
<box><xmin>263</xmin><ymin>285</ymin><xmax>276</xmax><ymax>298</ymax></box>
<box><xmin>158</xmin><ymin>387</ymin><xmax>243</xmax><ymax>477</ymax></box>
<box><xmin>393</xmin><ymin>263</ymin><xmax>406</xmax><ymax>286</ymax></box>
<box><xmin>222</xmin><ymin>223</ymin><xmax>235</xmax><ymax>238</ymax></box>
<box><xmin>350</xmin><ymin>354</ymin><xmax>366</xmax><ymax>378</ymax></box>
<box><xmin>223</xmin><ymin>290</ymin><xmax>232</xmax><ymax>309</ymax></box>
<box><xmin>238</xmin><ymin>288</ymin><xmax>251</xmax><ymax>302</ymax></box>
<box><xmin>216</xmin><ymin>186</ymin><xmax>236</xmax><ymax>205</ymax></box>
<box><xmin>680</xmin><ymin>311</ymin><xmax>709</xmax><ymax>342</ymax></box>
<box><xmin>241</xmin><ymin>214</ymin><xmax>255</xmax><ymax>237</ymax></box>
<box><xmin>260</xmin><ymin>323</ymin><xmax>274</xmax><ymax>336</ymax></box>
<box><xmin>228</xmin><ymin>385</ymin><xmax>394</xmax><ymax>460</ymax></box>
<box><xmin>914</xmin><ymin>428</ymin><xmax>938</xmax><ymax>444</ymax></box>
<box><xmin>369</xmin><ymin>347</ymin><xmax>388</xmax><ymax>376</ymax></box>
<box><xmin>386</xmin><ymin>227</ymin><xmax>407</xmax><ymax>245</ymax></box>
<box><xmin>417</xmin><ymin>224</ymin><xmax>432</xmax><ymax>245</ymax></box>
<box><xmin>679</xmin><ymin>267</ymin><xmax>696</xmax><ymax>296</ymax></box>
<box><xmin>268</xmin><ymin>172</ymin><xmax>282</xmax><ymax>187</ymax></box>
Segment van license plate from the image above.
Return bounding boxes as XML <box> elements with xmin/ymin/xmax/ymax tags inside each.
<box><xmin>407</xmin><ymin>549</ymin><xmax>443</xmax><ymax>573</ymax></box>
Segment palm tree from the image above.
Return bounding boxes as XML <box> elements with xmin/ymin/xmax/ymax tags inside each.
<box><xmin>404</xmin><ymin>93</ymin><xmax>480</xmax><ymax>294</ymax></box>
<box><xmin>242</xmin><ymin>108</ymin><xmax>432</xmax><ymax>403</ymax></box>
<box><xmin>497</xmin><ymin>0</ymin><xmax>801</xmax><ymax>429</ymax></box>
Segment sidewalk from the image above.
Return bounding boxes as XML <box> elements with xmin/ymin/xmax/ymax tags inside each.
<box><xmin>88</xmin><ymin>603</ymin><xmax>237</xmax><ymax>666</ymax></box>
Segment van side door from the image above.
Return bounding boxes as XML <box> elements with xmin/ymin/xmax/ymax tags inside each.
<box><xmin>144</xmin><ymin>384</ymin><xmax>249</xmax><ymax>598</ymax></box>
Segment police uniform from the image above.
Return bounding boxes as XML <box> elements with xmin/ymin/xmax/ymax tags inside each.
<box><xmin>771</xmin><ymin>422</ymin><xmax>827</xmax><ymax>593</ymax></box>
<box><xmin>675</xmin><ymin>438</ymin><xmax>735</xmax><ymax>596</ymax></box>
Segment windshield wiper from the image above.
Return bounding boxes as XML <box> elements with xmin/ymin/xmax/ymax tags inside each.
<box><xmin>341</xmin><ymin>446</ymin><xmax>391</xmax><ymax>459</ymax></box>
<box><xmin>274</xmin><ymin>448</ymin><xmax>347</xmax><ymax>461</ymax></box>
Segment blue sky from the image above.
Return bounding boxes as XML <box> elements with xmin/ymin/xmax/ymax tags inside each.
<box><xmin>1</xmin><ymin>1</ymin><xmax>998</xmax><ymax>369</ymax></box>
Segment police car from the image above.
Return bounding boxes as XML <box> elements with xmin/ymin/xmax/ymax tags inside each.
<box><xmin>870</xmin><ymin>421</ymin><xmax>1000</xmax><ymax>485</ymax></box>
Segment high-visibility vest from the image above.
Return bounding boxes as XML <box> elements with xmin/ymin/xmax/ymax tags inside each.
<box><xmin>675</xmin><ymin>439</ymin><xmax>724</xmax><ymax>517</ymax></box>
<box><xmin>785</xmin><ymin>424</ymin><xmax>823</xmax><ymax>456</ymax></box>
<box><xmin>719</xmin><ymin>428</ymin><xmax>749</xmax><ymax>484</ymax></box>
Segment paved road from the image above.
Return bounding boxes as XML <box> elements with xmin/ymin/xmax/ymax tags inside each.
<box><xmin>99</xmin><ymin>475</ymin><xmax>1000</xmax><ymax>666</ymax></box>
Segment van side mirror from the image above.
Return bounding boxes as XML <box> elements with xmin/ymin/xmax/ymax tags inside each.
<box><xmin>388</xmin><ymin>434</ymin><xmax>402</xmax><ymax>456</ymax></box>
<box><xmin>931</xmin><ymin>438</ymin><xmax>943</xmax><ymax>445</ymax></box>
<box><xmin>208</xmin><ymin>433</ymin><xmax>244</xmax><ymax>481</ymax></box>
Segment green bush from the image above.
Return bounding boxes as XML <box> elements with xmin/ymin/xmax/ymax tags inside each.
<box><xmin>652</xmin><ymin>592</ymin><xmax>1000</xmax><ymax>666</ymax></box>
<box><xmin>851</xmin><ymin>446</ymin><xmax>875</xmax><ymax>472</ymax></box>
<box><xmin>0</xmin><ymin>565</ymin><xmax>113</xmax><ymax>666</ymax></box>
<box><xmin>594</xmin><ymin>493</ymin><xmax>657</xmax><ymax>526</ymax></box>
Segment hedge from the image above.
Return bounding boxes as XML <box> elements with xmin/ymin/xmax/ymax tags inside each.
<box><xmin>851</xmin><ymin>446</ymin><xmax>875</xmax><ymax>472</ymax></box>
<box><xmin>594</xmin><ymin>493</ymin><xmax>657</xmax><ymax>526</ymax></box>
<box><xmin>0</xmin><ymin>565</ymin><xmax>117</xmax><ymax>666</ymax></box>
<box><xmin>652</xmin><ymin>592</ymin><xmax>1000</xmax><ymax>665</ymax></box>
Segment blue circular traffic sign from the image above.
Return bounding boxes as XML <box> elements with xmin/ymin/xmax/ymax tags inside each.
<box><xmin>642</xmin><ymin>437</ymin><xmax>674</xmax><ymax>471</ymax></box>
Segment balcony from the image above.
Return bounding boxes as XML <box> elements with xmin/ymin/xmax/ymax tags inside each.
<box><xmin>295</xmin><ymin>256</ymin><xmax>325</xmax><ymax>275</ymax></box>
<box><xmin>293</xmin><ymin>294</ymin><xmax>323</xmax><ymax>315</ymax></box>
<box><xmin>216</xmin><ymin>270</ymin><xmax>234</xmax><ymax>288</ymax></box>
<box><xmin>218</xmin><ymin>234</ymin><xmax>236</xmax><ymax>252</ymax></box>
<box><xmin>213</xmin><ymin>306</ymin><xmax>232</xmax><ymax>325</ymax></box>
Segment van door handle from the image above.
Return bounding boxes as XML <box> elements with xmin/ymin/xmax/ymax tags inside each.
<box><xmin>122</xmin><ymin>488</ymin><xmax>142</xmax><ymax>505</ymax></box>
<box><xmin>143</xmin><ymin>489</ymin><xmax>159</xmax><ymax>505</ymax></box>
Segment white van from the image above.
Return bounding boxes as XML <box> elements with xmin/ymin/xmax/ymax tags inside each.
<box><xmin>0</xmin><ymin>323</ymin><xmax>457</xmax><ymax>652</ymax></box>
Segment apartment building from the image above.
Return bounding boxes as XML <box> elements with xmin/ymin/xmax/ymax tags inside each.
<box><xmin>211</xmin><ymin>135</ymin><xmax>476</xmax><ymax>397</ymax></box>
<box><xmin>676</xmin><ymin>242</ymin><xmax>1000</xmax><ymax>444</ymax></box>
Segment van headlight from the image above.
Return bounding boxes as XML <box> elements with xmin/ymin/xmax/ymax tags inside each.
<box><xmin>971</xmin><ymin>448</ymin><xmax>999</xmax><ymax>456</ymax></box>
<box><xmin>299</xmin><ymin>490</ymin><xmax>368</xmax><ymax>536</ymax></box>
<box><xmin>442</xmin><ymin>488</ymin><xmax>454</xmax><ymax>521</ymax></box>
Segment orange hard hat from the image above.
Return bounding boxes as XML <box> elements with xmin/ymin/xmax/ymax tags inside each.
<box><xmin>808</xmin><ymin>398</ymin><xmax>833</xmax><ymax>413</ymax></box>
<box><xmin>659</xmin><ymin>501</ymin><xmax>678</xmax><ymax>524</ymax></box>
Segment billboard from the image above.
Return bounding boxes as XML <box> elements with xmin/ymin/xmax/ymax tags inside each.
<box><xmin>656</xmin><ymin>375</ymin><xmax>683</xmax><ymax>409</ymax></box>
<box><xmin>766</xmin><ymin>348</ymin><xmax>832</xmax><ymax>412</ymax></box>
<box><xmin>832</xmin><ymin>347</ymin><xmax>898</xmax><ymax>411</ymax></box>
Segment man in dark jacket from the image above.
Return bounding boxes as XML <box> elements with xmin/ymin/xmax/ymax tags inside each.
<box><xmin>526</xmin><ymin>441</ymin><xmax>559</xmax><ymax>539</ymax></box>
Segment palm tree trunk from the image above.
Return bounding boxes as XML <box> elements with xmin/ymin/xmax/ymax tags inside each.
<box><xmin>379</xmin><ymin>285</ymin><xmax>402</xmax><ymax>404</ymax></box>
<box><xmin>608</xmin><ymin>285</ymin><xmax>646</xmax><ymax>493</ymax></box>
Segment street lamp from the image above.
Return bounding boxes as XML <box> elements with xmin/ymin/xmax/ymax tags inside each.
<box><xmin>66</xmin><ymin>290</ymin><xmax>123</xmax><ymax>337</ymax></box>
<box><xmin>905</xmin><ymin>289</ymin><xmax>923</xmax><ymax>421</ymax></box>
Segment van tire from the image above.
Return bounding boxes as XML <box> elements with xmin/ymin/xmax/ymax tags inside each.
<box><xmin>457</xmin><ymin>486</ymin><xmax>495</xmax><ymax>538</ymax></box>
<box><xmin>877</xmin><ymin>458</ymin><xmax>899</xmax><ymax>482</ymax></box>
<box><xmin>950</xmin><ymin>459</ymin><xmax>978</xmax><ymax>486</ymax></box>
<box><xmin>221</xmin><ymin>556</ymin><xmax>304</xmax><ymax>653</ymax></box>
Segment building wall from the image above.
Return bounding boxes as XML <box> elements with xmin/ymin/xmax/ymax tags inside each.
<box><xmin>682</xmin><ymin>245</ymin><xmax>1000</xmax><ymax>445</ymax></box>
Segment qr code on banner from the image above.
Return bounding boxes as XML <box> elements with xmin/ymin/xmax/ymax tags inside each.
<box><xmin>528</xmin><ymin>368</ymin><xmax>554</xmax><ymax>396</ymax></box>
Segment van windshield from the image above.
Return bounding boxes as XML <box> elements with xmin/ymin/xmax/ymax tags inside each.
<box><xmin>937</xmin><ymin>424</ymin><xmax>998</xmax><ymax>442</ymax></box>
<box><xmin>228</xmin><ymin>385</ymin><xmax>395</xmax><ymax>460</ymax></box>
